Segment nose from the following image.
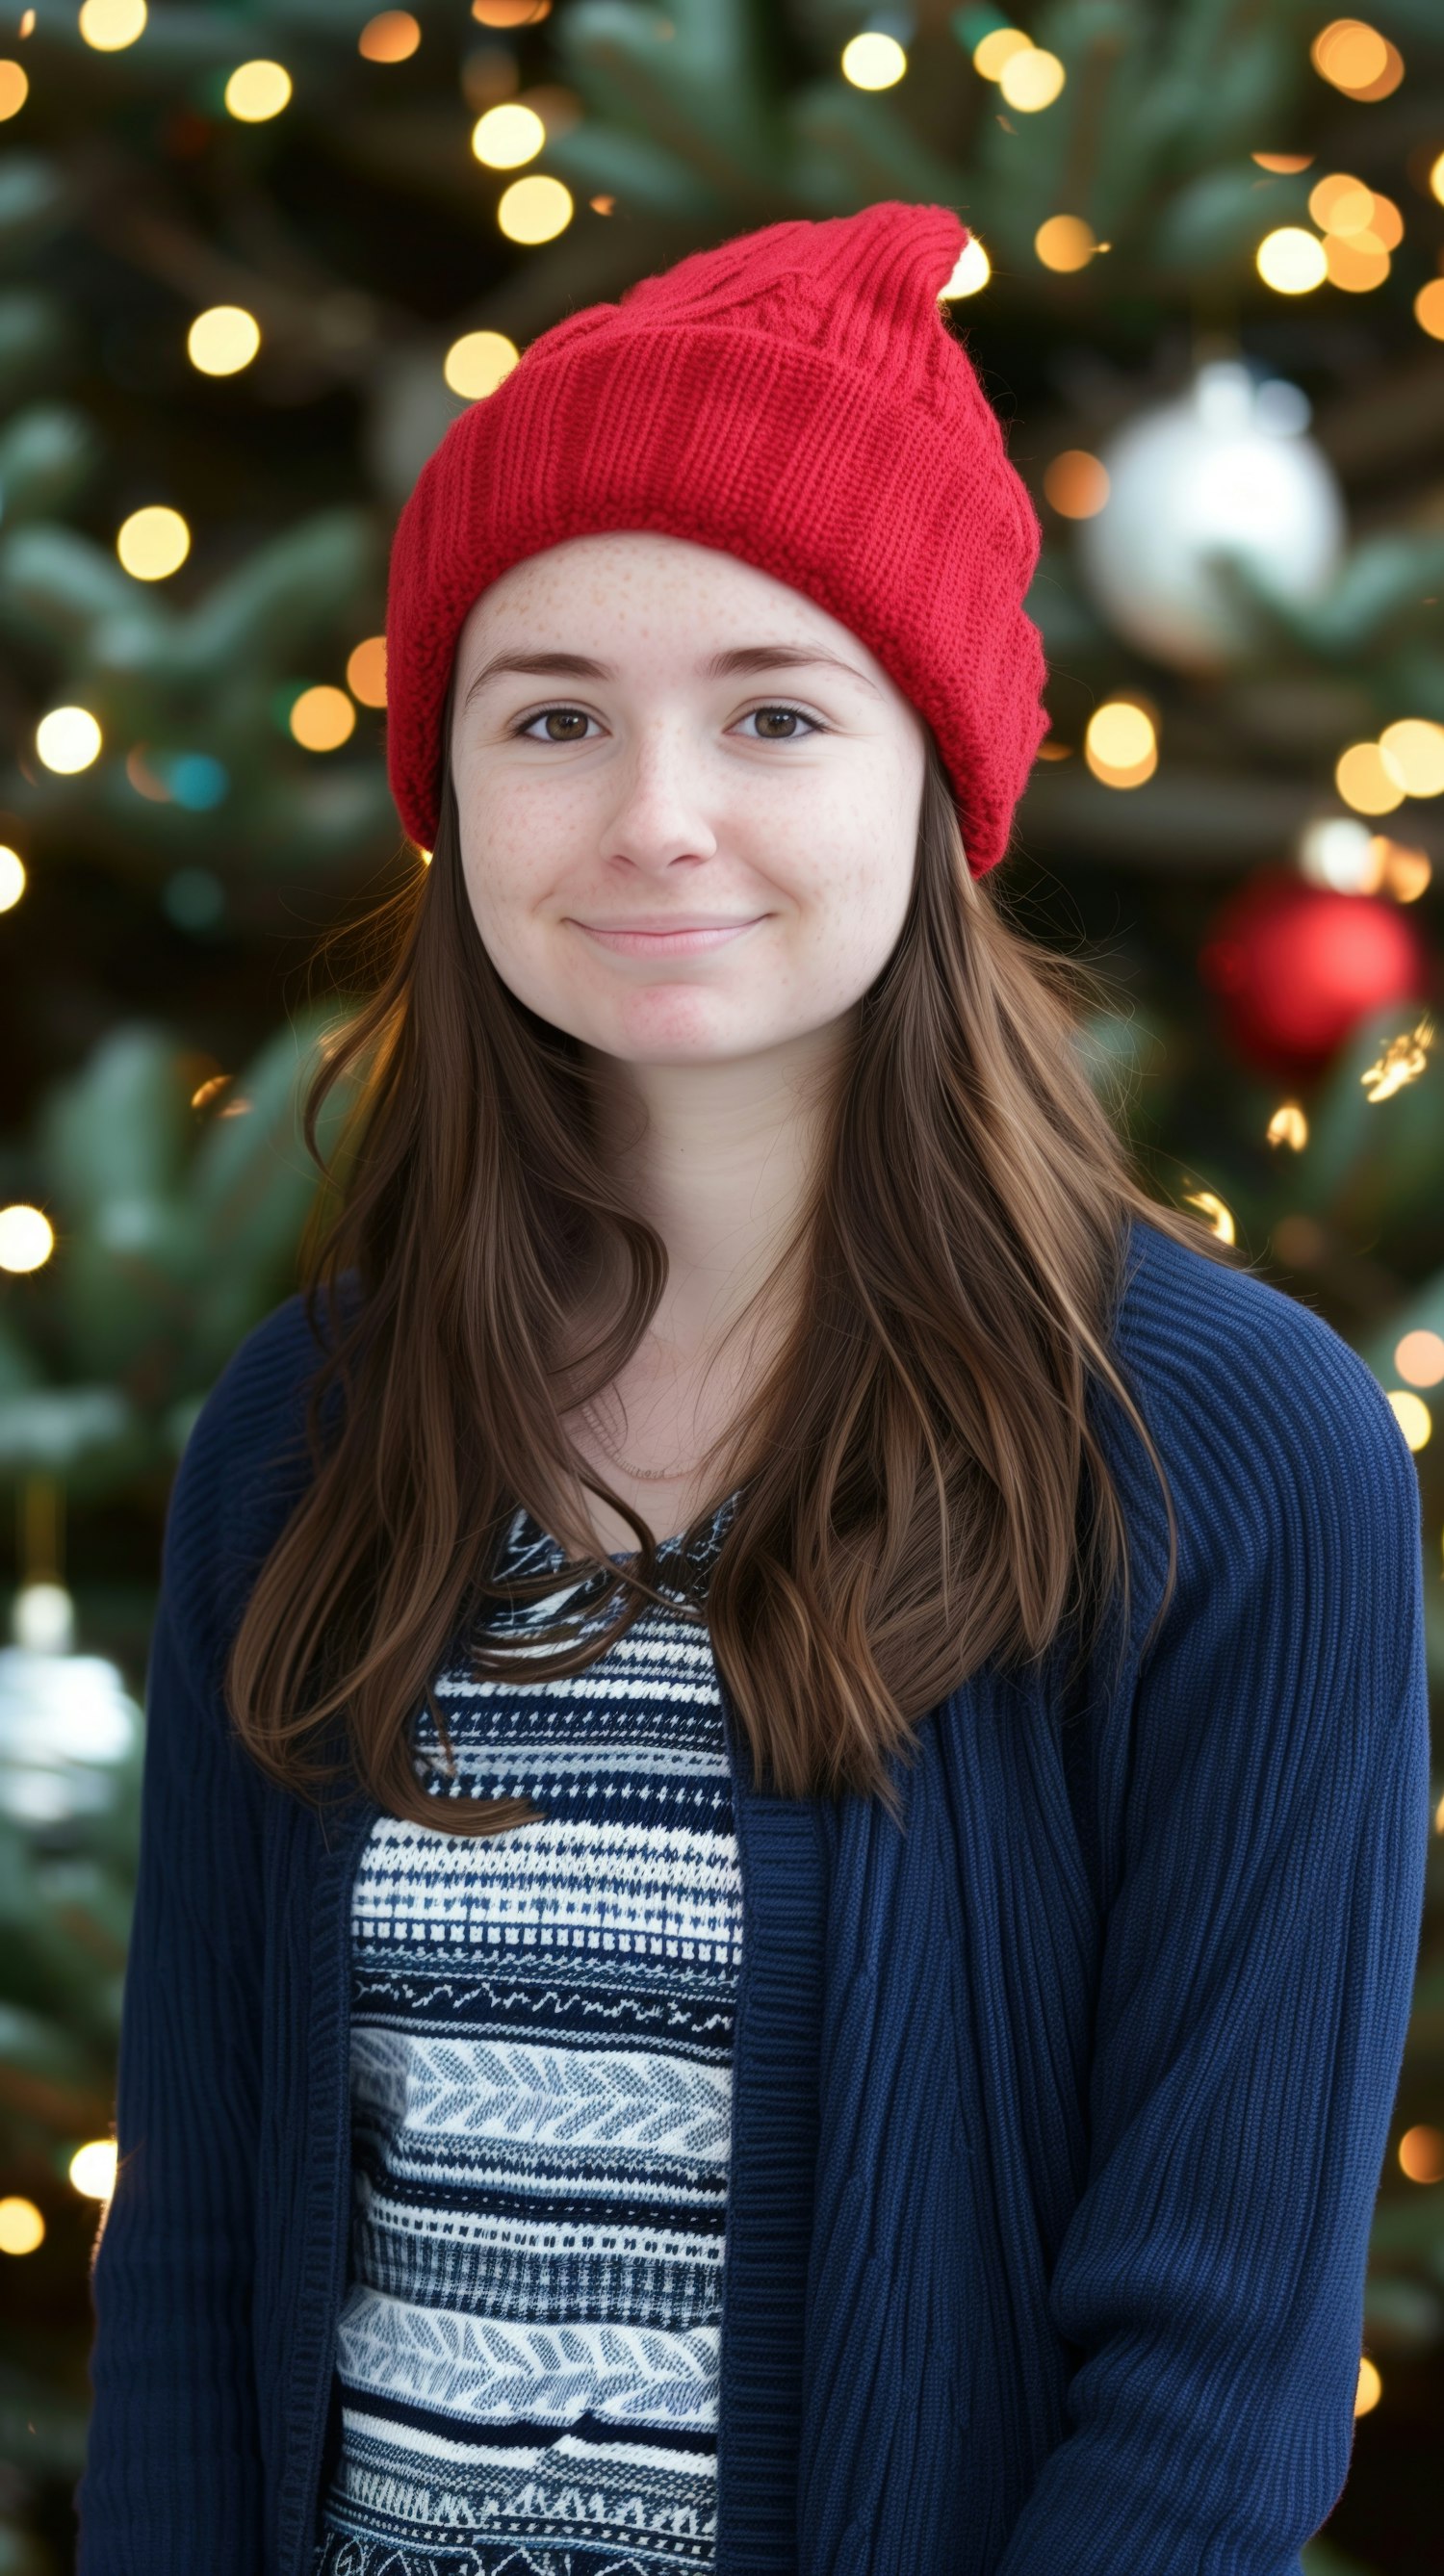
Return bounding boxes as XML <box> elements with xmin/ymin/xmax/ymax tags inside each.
<box><xmin>602</xmin><ymin>722</ymin><xmax>720</xmax><ymax>874</ymax></box>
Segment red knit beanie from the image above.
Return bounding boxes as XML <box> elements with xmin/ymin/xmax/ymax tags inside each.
<box><xmin>385</xmin><ymin>200</ymin><xmax>1049</xmax><ymax>879</ymax></box>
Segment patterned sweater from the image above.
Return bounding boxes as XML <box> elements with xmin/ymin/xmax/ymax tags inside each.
<box><xmin>313</xmin><ymin>1493</ymin><xmax>741</xmax><ymax>2576</ymax></box>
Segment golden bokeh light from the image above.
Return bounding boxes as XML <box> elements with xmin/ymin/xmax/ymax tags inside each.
<box><xmin>224</xmin><ymin>60</ymin><xmax>293</xmax><ymax>120</ymax></box>
<box><xmin>0</xmin><ymin>1205</ymin><xmax>55</xmax><ymax>1273</ymax></box>
<box><xmin>472</xmin><ymin>0</ymin><xmax>551</xmax><ymax>22</ymax></box>
<box><xmin>1311</xmin><ymin>19</ymin><xmax>1397</xmax><ymax>95</ymax></box>
<box><xmin>1354</xmin><ymin>2356</ymin><xmax>1381</xmax><ymax>2416</ymax></box>
<box><xmin>1415</xmin><ymin>278</ymin><xmax>1444</xmax><ymax>341</ymax></box>
<box><xmin>1380</xmin><ymin>718</ymin><xmax>1444</xmax><ymax>797</ymax></box>
<box><xmin>1308</xmin><ymin>172</ymin><xmax>1374</xmax><ymax>232</ymax></box>
<box><xmin>1431</xmin><ymin>151</ymin><xmax>1444</xmax><ymax>206</ymax></box>
<box><xmin>1044</xmin><ymin>450</ymin><xmax>1109</xmax><ymax>517</ymax></box>
<box><xmin>0</xmin><ymin>847</ymin><xmax>24</xmax><ymax>912</ymax></box>
<box><xmin>347</xmin><ymin>636</ymin><xmax>387</xmax><ymax>708</ymax></box>
<box><xmin>444</xmin><ymin>327</ymin><xmax>521</xmax><ymax>399</ymax></box>
<box><xmin>1266</xmin><ymin>1103</ymin><xmax>1308</xmax><ymax>1150</ymax></box>
<box><xmin>997</xmin><ymin>45</ymin><xmax>1065</xmax><ymax>111</ymax></box>
<box><xmin>1256</xmin><ymin>227</ymin><xmax>1328</xmax><ymax>293</ymax></box>
<box><xmin>1324</xmin><ymin>229</ymin><xmax>1390</xmax><ymax>291</ymax></box>
<box><xmin>69</xmin><ymin>2140</ymin><xmax>117</xmax><ymax>2200</ymax></box>
<box><xmin>290</xmin><ymin>685</ymin><xmax>356</xmax><ymax>752</ymax></box>
<box><xmin>1085</xmin><ymin>701</ymin><xmax>1158</xmax><ymax>787</ymax></box>
<box><xmin>1398</xmin><ymin>2123</ymin><xmax>1444</xmax><ymax>2182</ymax></box>
<box><xmin>359</xmin><ymin>11</ymin><xmax>420</xmax><ymax>62</ymax></box>
<box><xmin>0</xmin><ymin>59</ymin><xmax>28</xmax><ymax>116</ymax></box>
<box><xmin>1035</xmin><ymin>215</ymin><xmax>1096</xmax><ymax>272</ymax></box>
<box><xmin>840</xmin><ymin>32</ymin><xmax>906</xmax><ymax>90</ymax></box>
<box><xmin>1395</xmin><ymin>1330</ymin><xmax>1444</xmax><ymax>1387</ymax></box>
<box><xmin>1366</xmin><ymin>193</ymin><xmax>1404</xmax><ymax>248</ymax></box>
<box><xmin>939</xmin><ymin>237</ymin><xmax>990</xmax><ymax>297</ymax></box>
<box><xmin>37</xmin><ymin>706</ymin><xmax>102</xmax><ymax>774</ymax></box>
<box><xmin>116</xmin><ymin>504</ymin><xmax>191</xmax><ymax>580</ymax></box>
<box><xmin>78</xmin><ymin>0</ymin><xmax>145</xmax><ymax>50</ymax></box>
<box><xmin>1386</xmin><ymin>1389</ymin><xmax>1431</xmax><ymax>1451</ymax></box>
<box><xmin>1335</xmin><ymin>741</ymin><xmax>1405</xmax><ymax>813</ymax></box>
<box><xmin>973</xmin><ymin>26</ymin><xmax>1031</xmax><ymax>79</ymax></box>
<box><xmin>497</xmin><ymin>173</ymin><xmax>572</xmax><ymax>245</ymax></box>
<box><xmin>188</xmin><ymin>305</ymin><xmax>261</xmax><ymax>375</ymax></box>
<box><xmin>472</xmin><ymin>101</ymin><xmax>545</xmax><ymax>167</ymax></box>
<box><xmin>0</xmin><ymin>2198</ymin><xmax>44</xmax><ymax>2256</ymax></box>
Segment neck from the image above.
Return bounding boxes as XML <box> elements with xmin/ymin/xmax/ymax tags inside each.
<box><xmin>582</xmin><ymin>1020</ymin><xmax>846</xmax><ymax>1365</ymax></box>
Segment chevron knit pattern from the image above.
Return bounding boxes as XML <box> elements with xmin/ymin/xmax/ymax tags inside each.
<box><xmin>313</xmin><ymin>1494</ymin><xmax>742</xmax><ymax>2576</ymax></box>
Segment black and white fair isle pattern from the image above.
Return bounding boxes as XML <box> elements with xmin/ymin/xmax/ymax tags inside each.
<box><xmin>313</xmin><ymin>1495</ymin><xmax>743</xmax><ymax>2576</ymax></box>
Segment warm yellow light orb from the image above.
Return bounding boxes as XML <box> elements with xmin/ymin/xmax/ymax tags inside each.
<box><xmin>69</xmin><ymin>2140</ymin><xmax>117</xmax><ymax>2200</ymax></box>
<box><xmin>359</xmin><ymin>9</ymin><xmax>419</xmax><ymax>59</ymax></box>
<box><xmin>1379</xmin><ymin>718</ymin><xmax>1444</xmax><ymax>797</ymax></box>
<box><xmin>1398</xmin><ymin>2122</ymin><xmax>1444</xmax><ymax>2182</ymax></box>
<box><xmin>1085</xmin><ymin>701</ymin><xmax>1157</xmax><ymax>785</ymax></box>
<box><xmin>840</xmin><ymin>32</ymin><xmax>906</xmax><ymax>90</ymax></box>
<box><xmin>1415</xmin><ymin>278</ymin><xmax>1444</xmax><ymax>342</ymax></box>
<box><xmin>116</xmin><ymin>504</ymin><xmax>191</xmax><ymax>581</ymax></box>
<box><xmin>497</xmin><ymin>174</ymin><xmax>572</xmax><ymax>245</ymax></box>
<box><xmin>1035</xmin><ymin>215</ymin><xmax>1096</xmax><ymax>272</ymax></box>
<box><xmin>37</xmin><ymin>706</ymin><xmax>102</xmax><ymax>774</ymax></box>
<box><xmin>443</xmin><ymin>327</ymin><xmax>520</xmax><ymax>399</ymax></box>
<box><xmin>973</xmin><ymin>27</ymin><xmax>1032</xmax><ymax>79</ymax></box>
<box><xmin>78</xmin><ymin>0</ymin><xmax>145</xmax><ymax>50</ymax></box>
<box><xmin>1394</xmin><ymin>1329</ymin><xmax>1444</xmax><ymax>1387</ymax></box>
<box><xmin>290</xmin><ymin>685</ymin><xmax>356</xmax><ymax>752</ymax></box>
<box><xmin>0</xmin><ymin>2198</ymin><xmax>44</xmax><ymax>2256</ymax></box>
<box><xmin>224</xmin><ymin>60</ymin><xmax>293</xmax><ymax>121</ymax></box>
<box><xmin>998</xmin><ymin>45</ymin><xmax>1065</xmax><ymax>110</ymax></box>
<box><xmin>471</xmin><ymin>101</ymin><xmax>545</xmax><ymax>167</ymax></box>
<box><xmin>1044</xmin><ymin>450</ymin><xmax>1109</xmax><ymax>517</ymax></box>
<box><xmin>1335</xmin><ymin>741</ymin><xmax>1405</xmax><ymax>813</ymax></box>
<box><xmin>347</xmin><ymin>636</ymin><xmax>387</xmax><ymax>708</ymax></box>
<box><xmin>1354</xmin><ymin>2355</ymin><xmax>1382</xmax><ymax>2416</ymax></box>
<box><xmin>1324</xmin><ymin>229</ymin><xmax>1390</xmax><ymax>292</ymax></box>
<box><xmin>188</xmin><ymin>305</ymin><xmax>261</xmax><ymax>375</ymax></box>
<box><xmin>1308</xmin><ymin>172</ymin><xmax>1374</xmax><ymax>234</ymax></box>
<box><xmin>1387</xmin><ymin>1389</ymin><xmax>1431</xmax><ymax>1451</ymax></box>
<box><xmin>0</xmin><ymin>59</ymin><xmax>29</xmax><ymax>116</ymax></box>
<box><xmin>1431</xmin><ymin>152</ymin><xmax>1444</xmax><ymax>207</ymax></box>
<box><xmin>0</xmin><ymin>846</ymin><xmax>25</xmax><ymax>911</ymax></box>
<box><xmin>1256</xmin><ymin>227</ymin><xmax>1328</xmax><ymax>294</ymax></box>
<box><xmin>939</xmin><ymin>237</ymin><xmax>990</xmax><ymax>298</ymax></box>
<box><xmin>0</xmin><ymin>1204</ymin><xmax>54</xmax><ymax>1273</ymax></box>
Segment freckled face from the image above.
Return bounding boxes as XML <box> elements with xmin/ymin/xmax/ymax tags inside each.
<box><xmin>447</xmin><ymin>529</ymin><xmax>928</xmax><ymax>1067</ymax></box>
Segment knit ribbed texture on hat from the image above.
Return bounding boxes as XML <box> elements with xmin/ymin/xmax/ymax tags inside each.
<box><xmin>385</xmin><ymin>201</ymin><xmax>1050</xmax><ymax>876</ymax></box>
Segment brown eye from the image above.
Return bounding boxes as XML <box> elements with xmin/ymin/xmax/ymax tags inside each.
<box><xmin>747</xmin><ymin>705</ymin><xmax>819</xmax><ymax>740</ymax></box>
<box><xmin>537</xmin><ymin>708</ymin><xmax>590</xmax><ymax>741</ymax></box>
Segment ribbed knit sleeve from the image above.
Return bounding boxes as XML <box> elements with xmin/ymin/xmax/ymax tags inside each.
<box><xmin>996</xmin><ymin>1275</ymin><xmax>1431</xmax><ymax>2576</ymax></box>
<box><xmin>72</xmin><ymin>1302</ymin><xmax>312</xmax><ymax>2576</ymax></box>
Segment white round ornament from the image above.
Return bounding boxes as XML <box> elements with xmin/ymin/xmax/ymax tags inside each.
<box><xmin>1073</xmin><ymin>361</ymin><xmax>1346</xmax><ymax>670</ymax></box>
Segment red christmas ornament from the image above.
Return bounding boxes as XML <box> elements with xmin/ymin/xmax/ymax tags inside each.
<box><xmin>1199</xmin><ymin>867</ymin><xmax>1431</xmax><ymax>1076</ymax></box>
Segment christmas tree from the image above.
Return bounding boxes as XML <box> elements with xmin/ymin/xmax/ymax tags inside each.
<box><xmin>1</xmin><ymin>2</ymin><xmax>1442</xmax><ymax>2566</ymax></box>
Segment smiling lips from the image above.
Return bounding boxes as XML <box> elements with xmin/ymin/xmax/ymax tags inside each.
<box><xmin>572</xmin><ymin>917</ymin><xmax>765</xmax><ymax>956</ymax></box>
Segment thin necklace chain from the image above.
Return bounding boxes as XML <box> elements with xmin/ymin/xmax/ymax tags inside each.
<box><xmin>580</xmin><ymin>1390</ymin><xmax>707</xmax><ymax>1482</ymax></box>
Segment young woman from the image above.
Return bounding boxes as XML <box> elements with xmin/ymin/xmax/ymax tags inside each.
<box><xmin>76</xmin><ymin>202</ymin><xmax>1430</xmax><ymax>2576</ymax></box>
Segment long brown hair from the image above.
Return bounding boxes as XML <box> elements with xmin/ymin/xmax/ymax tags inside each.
<box><xmin>226</xmin><ymin>672</ymin><xmax>1242</xmax><ymax>1835</ymax></box>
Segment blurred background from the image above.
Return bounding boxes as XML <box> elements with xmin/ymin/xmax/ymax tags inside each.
<box><xmin>1</xmin><ymin>0</ymin><xmax>1443</xmax><ymax>2568</ymax></box>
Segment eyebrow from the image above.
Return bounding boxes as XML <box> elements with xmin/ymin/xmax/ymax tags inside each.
<box><xmin>460</xmin><ymin>643</ymin><xmax>882</xmax><ymax>708</ymax></box>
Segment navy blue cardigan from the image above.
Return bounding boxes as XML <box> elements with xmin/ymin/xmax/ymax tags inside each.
<box><xmin>74</xmin><ymin>1216</ymin><xmax>1431</xmax><ymax>2576</ymax></box>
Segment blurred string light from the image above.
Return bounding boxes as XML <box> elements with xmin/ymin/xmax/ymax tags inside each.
<box><xmin>841</xmin><ymin>33</ymin><xmax>906</xmax><ymax>90</ymax></box>
<box><xmin>37</xmin><ymin>707</ymin><xmax>101</xmax><ymax>774</ymax></box>
<box><xmin>1310</xmin><ymin>18</ymin><xmax>1404</xmax><ymax>101</ymax></box>
<box><xmin>0</xmin><ymin>1205</ymin><xmax>54</xmax><ymax>1273</ymax></box>
<box><xmin>1359</xmin><ymin>1012</ymin><xmax>1432</xmax><ymax>1105</ymax></box>
<box><xmin>78</xmin><ymin>0</ymin><xmax>145</xmax><ymax>50</ymax></box>
<box><xmin>188</xmin><ymin>305</ymin><xmax>261</xmax><ymax>375</ymax></box>
<box><xmin>497</xmin><ymin>173</ymin><xmax>572</xmax><ymax>243</ymax></box>
<box><xmin>116</xmin><ymin>504</ymin><xmax>190</xmax><ymax>580</ymax></box>
<box><xmin>0</xmin><ymin>2199</ymin><xmax>44</xmax><ymax>2256</ymax></box>
<box><xmin>1354</xmin><ymin>2357</ymin><xmax>1381</xmax><ymax>2417</ymax></box>
<box><xmin>0</xmin><ymin>60</ymin><xmax>27</xmax><ymax>116</ymax></box>
<box><xmin>1387</xmin><ymin>1388</ymin><xmax>1431</xmax><ymax>1450</ymax></box>
<box><xmin>290</xmin><ymin>685</ymin><xmax>355</xmax><ymax>751</ymax></box>
<box><xmin>1044</xmin><ymin>449</ymin><xmax>1109</xmax><ymax>516</ymax></box>
<box><xmin>1299</xmin><ymin>813</ymin><xmax>1431</xmax><ymax>900</ymax></box>
<box><xmin>224</xmin><ymin>60</ymin><xmax>293</xmax><ymax>121</ymax></box>
<box><xmin>1266</xmin><ymin>1101</ymin><xmax>1308</xmax><ymax>1150</ymax></box>
<box><xmin>347</xmin><ymin>636</ymin><xmax>387</xmax><ymax>706</ymax></box>
<box><xmin>70</xmin><ymin>2141</ymin><xmax>117</xmax><ymax>2201</ymax></box>
<box><xmin>1035</xmin><ymin>215</ymin><xmax>1104</xmax><ymax>271</ymax></box>
<box><xmin>1336</xmin><ymin>718</ymin><xmax>1444</xmax><ymax>814</ymax></box>
<box><xmin>1181</xmin><ymin>1190</ymin><xmax>1236</xmax><ymax>1244</ymax></box>
<box><xmin>1415</xmin><ymin>277</ymin><xmax>1444</xmax><ymax>342</ymax></box>
<box><xmin>1084</xmin><ymin>699</ymin><xmax>1157</xmax><ymax>788</ymax></box>
<box><xmin>969</xmin><ymin>21</ymin><xmax>1066</xmax><ymax>107</ymax></box>
<box><xmin>472</xmin><ymin>0</ymin><xmax>552</xmax><ymax>23</ymax></box>
<box><xmin>472</xmin><ymin>100</ymin><xmax>545</xmax><ymax>166</ymax></box>
<box><xmin>938</xmin><ymin>235</ymin><xmax>990</xmax><ymax>297</ymax></box>
<box><xmin>1251</xmin><ymin>150</ymin><xmax>1314</xmax><ymax>173</ymax></box>
<box><xmin>445</xmin><ymin>327</ymin><xmax>520</xmax><ymax>398</ymax></box>
<box><xmin>359</xmin><ymin>12</ymin><xmax>420</xmax><ymax>63</ymax></box>
<box><xmin>1256</xmin><ymin>227</ymin><xmax>1328</xmax><ymax>293</ymax></box>
<box><xmin>0</xmin><ymin>847</ymin><xmax>24</xmax><ymax>911</ymax></box>
<box><xmin>1399</xmin><ymin>2124</ymin><xmax>1444</xmax><ymax>2181</ymax></box>
<box><xmin>1395</xmin><ymin>1330</ymin><xmax>1444</xmax><ymax>1388</ymax></box>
